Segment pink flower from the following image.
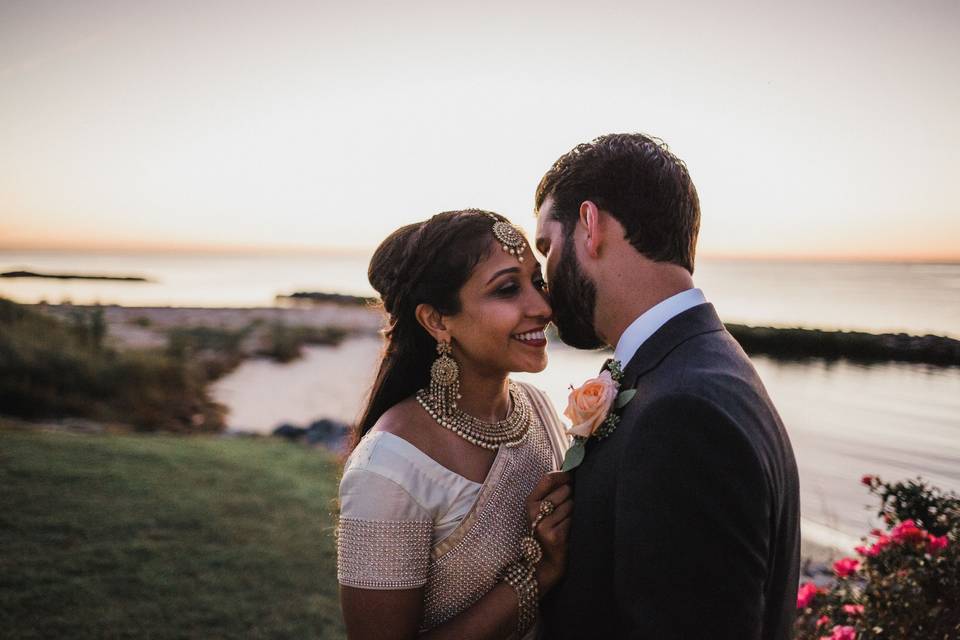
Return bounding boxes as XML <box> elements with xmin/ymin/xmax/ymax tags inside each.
<box><xmin>842</xmin><ymin>604</ymin><xmax>865</xmax><ymax>616</ymax></box>
<box><xmin>563</xmin><ymin>370</ymin><xmax>618</xmax><ymax>438</ymax></box>
<box><xmin>865</xmin><ymin>534</ymin><xmax>892</xmax><ymax>556</ymax></box>
<box><xmin>797</xmin><ymin>582</ymin><xmax>819</xmax><ymax>609</ymax></box>
<box><xmin>827</xmin><ymin>626</ymin><xmax>857</xmax><ymax>640</ymax></box>
<box><xmin>833</xmin><ymin>557</ymin><xmax>860</xmax><ymax>578</ymax></box>
<box><xmin>816</xmin><ymin>615</ymin><xmax>832</xmax><ymax>627</ymax></box>
<box><xmin>891</xmin><ymin>520</ymin><xmax>927</xmax><ymax>544</ymax></box>
<box><xmin>853</xmin><ymin>530</ymin><xmax>893</xmax><ymax>558</ymax></box>
<box><xmin>927</xmin><ymin>534</ymin><xmax>949</xmax><ymax>553</ymax></box>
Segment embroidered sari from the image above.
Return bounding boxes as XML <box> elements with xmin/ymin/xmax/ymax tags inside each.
<box><xmin>337</xmin><ymin>382</ymin><xmax>568</xmax><ymax>635</ymax></box>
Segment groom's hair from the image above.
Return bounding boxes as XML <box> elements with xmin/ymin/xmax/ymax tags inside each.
<box><xmin>535</xmin><ymin>132</ymin><xmax>700</xmax><ymax>273</ymax></box>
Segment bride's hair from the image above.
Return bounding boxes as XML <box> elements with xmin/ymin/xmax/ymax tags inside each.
<box><xmin>353</xmin><ymin>209</ymin><xmax>511</xmax><ymax>449</ymax></box>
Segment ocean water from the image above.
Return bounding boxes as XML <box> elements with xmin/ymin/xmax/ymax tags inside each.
<box><xmin>5</xmin><ymin>250</ymin><xmax>959</xmax><ymax>550</ymax></box>
<box><xmin>1</xmin><ymin>250</ymin><xmax>959</xmax><ymax>337</ymax></box>
<box><xmin>213</xmin><ymin>337</ymin><xmax>960</xmax><ymax>551</ymax></box>
<box><xmin>515</xmin><ymin>346</ymin><xmax>960</xmax><ymax>550</ymax></box>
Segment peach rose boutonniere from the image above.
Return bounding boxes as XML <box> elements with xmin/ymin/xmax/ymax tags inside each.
<box><xmin>560</xmin><ymin>360</ymin><xmax>637</xmax><ymax>471</ymax></box>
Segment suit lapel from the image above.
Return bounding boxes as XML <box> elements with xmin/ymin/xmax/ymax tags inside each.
<box><xmin>620</xmin><ymin>303</ymin><xmax>725</xmax><ymax>388</ymax></box>
<box><xmin>581</xmin><ymin>305</ymin><xmax>722</xmax><ymax>457</ymax></box>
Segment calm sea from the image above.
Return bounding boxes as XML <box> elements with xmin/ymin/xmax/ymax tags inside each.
<box><xmin>1</xmin><ymin>250</ymin><xmax>959</xmax><ymax>337</ymax></box>
<box><xmin>5</xmin><ymin>250</ymin><xmax>959</xmax><ymax>550</ymax></box>
<box><xmin>213</xmin><ymin>337</ymin><xmax>960</xmax><ymax>552</ymax></box>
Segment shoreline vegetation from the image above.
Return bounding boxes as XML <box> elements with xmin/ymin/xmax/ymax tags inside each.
<box><xmin>0</xmin><ymin>298</ymin><xmax>379</xmax><ymax>432</ymax></box>
<box><xmin>2</xmin><ymin>295</ymin><xmax>958</xmax><ymax>433</ymax></box>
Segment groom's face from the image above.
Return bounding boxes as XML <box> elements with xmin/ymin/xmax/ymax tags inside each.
<box><xmin>535</xmin><ymin>199</ymin><xmax>605</xmax><ymax>350</ymax></box>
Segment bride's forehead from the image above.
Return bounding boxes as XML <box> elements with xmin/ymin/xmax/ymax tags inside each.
<box><xmin>468</xmin><ymin>244</ymin><xmax>539</xmax><ymax>281</ymax></box>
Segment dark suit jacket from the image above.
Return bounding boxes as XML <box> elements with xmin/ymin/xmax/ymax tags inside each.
<box><xmin>541</xmin><ymin>303</ymin><xmax>800</xmax><ymax>640</ymax></box>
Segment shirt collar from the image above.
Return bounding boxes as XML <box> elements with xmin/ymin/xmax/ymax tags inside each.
<box><xmin>613</xmin><ymin>288</ymin><xmax>707</xmax><ymax>367</ymax></box>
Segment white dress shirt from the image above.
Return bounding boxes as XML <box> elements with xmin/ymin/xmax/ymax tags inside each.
<box><xmin>613</xmin><ymin>288</ymin><xmax>708</xmax><ymax>367</ymax></box>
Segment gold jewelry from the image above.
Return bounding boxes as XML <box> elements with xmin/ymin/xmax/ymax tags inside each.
<box><xmin>429</xmin><ymin>340</ymin><xmax>461</xmax><ymax>417</ymax></box>
<box><xmin>416</xmin><ymin>381</ymin><xmax>532</xmax><ymax>450</ymax></box>
<box><xmin>499</xmin><ymin>560</ymin><xmax>538</xmax><ymax>636</ymax></box>
<box><xmin>484</xmin><ymin>212</ymin><xmax>527</xmax><ymax>262</ymax></box>
<box><xmin>517</xmin><ymin>498</ymin><xmax>555</xmax><ymax>565</ymax></box>
<box><xmin>534</xmin><ymin>499</ymin><xmax>555</xmax><ymax>529</ymax></box>
<box><xmin>518</xmin><ymin>534</ymin><xmax>543</xmax><ymax>565</ymax></box>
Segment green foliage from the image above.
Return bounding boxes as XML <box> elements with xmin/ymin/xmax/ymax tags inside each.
<box><xmin>166</xmin><ymin>325</ymin><xmax>251</xmax><ymax>380</ymax></box>
<box><xmin>0</xmin><ymin>298</ymin><xmax>225</xmax><ymax>431</ymax></box>
<box><xmin>869</xmin><ymin>477</ymin><xmax>960</xmax><ymax>538</ymax></box>
<box><xmin>795</xmin><ymin>477</ymin><xmax>959</xmax><ymax>640</ymax></box>
<box><xmin>257</xmin><ymin>324</ymin><xmax>348</xmax><ymax>363</ymax></box>
<box><xmin>0</xmin><ymin>428</ymin><xmax>345</xmax><ymax>639</ymax></box>
<box><xmin>67</xmin><ymin>305</ymin><xmax>106</xmax><ymax>351</ymax></box>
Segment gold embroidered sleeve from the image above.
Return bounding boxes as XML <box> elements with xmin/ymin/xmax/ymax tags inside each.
<box><xmin>336</xmin><ymin>518</ymin><xmax>433</xmax><ymax>589</ymax></box>
<box><xmin>337</xmin><ymin>468</ymin><xmax>434</xmax><ymax>589</ymax></box>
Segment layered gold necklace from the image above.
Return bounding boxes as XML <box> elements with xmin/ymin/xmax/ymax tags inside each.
<box><xmin>416</xmin><ymin>381</ymin><xmax>532</xmax><ymax>450</ymax></box>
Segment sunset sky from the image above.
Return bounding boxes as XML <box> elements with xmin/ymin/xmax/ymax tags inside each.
<box><xmin>1</xmin><ymin>0</ymin><xmax>958</xmax><ymax>260</ymax></box>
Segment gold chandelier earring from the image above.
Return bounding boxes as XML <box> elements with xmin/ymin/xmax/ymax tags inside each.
<box><xmin>429</xmin><ymin>340</ymin><xmax>461</xmax><ymax>417</ymax></box>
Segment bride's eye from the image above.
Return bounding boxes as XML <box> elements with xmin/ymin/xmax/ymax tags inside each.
<box><xmin>495</xmin><ymin>283</ymin><xmax>520</xmax><ymax>297</ymax></box>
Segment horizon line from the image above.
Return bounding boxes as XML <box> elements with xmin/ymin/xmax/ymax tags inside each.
<box><xmin>0</xmin><ymin>243</ymin><xmax>958</xmax><ymax>264</ymax></box>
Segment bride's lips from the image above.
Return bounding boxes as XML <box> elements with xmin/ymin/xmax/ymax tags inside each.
<box><xmin>511</xmin><ymin>328</ymin><xmax>547</xmax><ymax>348</ymax></box>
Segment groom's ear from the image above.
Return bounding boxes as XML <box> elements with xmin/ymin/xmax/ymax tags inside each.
<box><xmin>415</xmin><ymin>303</ymin><xmax>449</xmax><ymax>342</ymax></box>
<box><xmin>578</xmin><ymin>200</ymin><xmax>603</xmax><ymax>259</ymax></box>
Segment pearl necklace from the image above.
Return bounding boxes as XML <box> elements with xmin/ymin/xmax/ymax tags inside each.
<box><xmin>416</xmin><ymin>381</ymin><xmax>532</xmax><ymax>450</ymax></box>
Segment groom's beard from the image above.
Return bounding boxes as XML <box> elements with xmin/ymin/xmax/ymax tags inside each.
<box><xmin>549</xmin><ymin>241</ymin><xmax>605</xmax><ymax>350</ymax></box>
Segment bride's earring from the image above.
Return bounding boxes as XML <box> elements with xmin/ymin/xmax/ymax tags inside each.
<box><xmin>430</xmin><ymin>340</ymin><xmax>461</xmax><ymax>417</ymax></box>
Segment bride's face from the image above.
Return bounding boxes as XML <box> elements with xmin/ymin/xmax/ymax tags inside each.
<box><xmin>443</xmin><ymin>242</ymin><xmax>552</xmax><ymax>376</ymax></box>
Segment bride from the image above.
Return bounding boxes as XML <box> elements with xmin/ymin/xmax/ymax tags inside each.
<box><xmin>337</xmin><ymin>209</ymin><xmax>571</xmax><ymax>639</ymax></box>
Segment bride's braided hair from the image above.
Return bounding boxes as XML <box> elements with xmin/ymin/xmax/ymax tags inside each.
<box><xmin>354</xmin><ymin>209</ymin><xmax>512</xmax><ymax>448</ymax></box>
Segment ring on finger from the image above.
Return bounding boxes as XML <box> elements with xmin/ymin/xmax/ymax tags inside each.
<box><xmin>531</xmin><ymin>499</ymin><xmax>556</xmax><ymax>532</ymax></box>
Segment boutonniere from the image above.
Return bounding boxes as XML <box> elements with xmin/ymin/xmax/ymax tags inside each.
<box><xmin>560</xmin><ymin>360</ymin><xmax>637</xmax><ymax>471</ymax></box>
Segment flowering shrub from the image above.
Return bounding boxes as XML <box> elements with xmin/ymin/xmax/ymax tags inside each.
<box><xmin>795</xmin><ymin>476</ymin><xmax>959</xmax><ymax>639</ymax></box>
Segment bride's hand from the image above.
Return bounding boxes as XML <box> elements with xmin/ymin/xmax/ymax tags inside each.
<box><xmin>525</xmin><ymin>471</ymin><xmax>573</xmax><ymax>595</ymax></box>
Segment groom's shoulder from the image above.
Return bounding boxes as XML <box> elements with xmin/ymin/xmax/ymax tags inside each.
<box><xmin>625</xmin><ymin>329</ymin><xmax>782</xmax><ymax>443</ymax></box>
<box><xmin>648</xmin><ymin>325</ymin><xmax>761</xmax><ymax>394</ymax></box>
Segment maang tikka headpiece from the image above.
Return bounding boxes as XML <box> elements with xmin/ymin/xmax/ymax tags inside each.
<box><xmin>484</xmin><ymin>212</ymin><xmax>527</xmax><ymax>262</ymax></box>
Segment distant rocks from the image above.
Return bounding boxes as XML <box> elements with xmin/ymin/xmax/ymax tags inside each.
<box><xmin>726</xmin><ymin>324</ymin><xmax>960</xmax><ymax>367</ymax></box>
<box><xmin>1</xmin><ymin>270</ymin><xmax>149</xmax><ymax>282</ymax></box>
<box><xmin>276</xmin><ymin>291</ymin><xmax>377</xmax><ymax>307</ymax></box>
<box><xmin>272</xmin><ymin>417</ymin><xmax>350</xmax><ymax>452</ymax></box>
<box><xmin>800</xmin><ymin>558</ymin><xmax>836</xmax><ymax>587</ymax></box>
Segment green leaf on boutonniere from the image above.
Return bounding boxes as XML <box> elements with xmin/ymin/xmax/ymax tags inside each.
<box><xmin>560</xmin><ymin>437</ymin><xmax>587</xmax><ymax>472</ymax></box>
<box><xmin>615</xmin><ymin>388</ymin><xmax>636</xmax><ymax>409</ymax></box>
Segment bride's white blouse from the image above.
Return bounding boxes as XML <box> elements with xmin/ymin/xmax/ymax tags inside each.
<box><xmin>339</xmin><ymin>431</ymin><xmax>483</xmax><ymax>545</ymax></box>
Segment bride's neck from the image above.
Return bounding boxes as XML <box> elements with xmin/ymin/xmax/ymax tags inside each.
<box><xmin>454</xmin><ymin>367</ymin><xmax>511</xmax><ymax>422</ymax></box>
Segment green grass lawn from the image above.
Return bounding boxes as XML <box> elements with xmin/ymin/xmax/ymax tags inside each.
<box><xmin>0</xmin><ymin>427</ymin><xmax>346</xmax><ymax>639</ymax></box>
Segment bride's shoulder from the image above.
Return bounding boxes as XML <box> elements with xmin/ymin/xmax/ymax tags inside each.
<box><xmin>370</xmin><ymin>396</ymin><xmax>435</xmax><ymax>450</ymax></box>
<box><xmin>343</xmin><ymin>397</ymin><xmax>435</xmax><ymax>477</ymax></box>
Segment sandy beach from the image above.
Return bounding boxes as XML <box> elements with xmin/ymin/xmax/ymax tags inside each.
<box><xmin>37</xmin><ymin>301</ymin><xmax>385</xmax><ymax>351</ymax></box>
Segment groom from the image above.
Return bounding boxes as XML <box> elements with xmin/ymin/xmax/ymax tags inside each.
<box><xmin>534</xmin><ymin>133</ymin><xmax>800</xmax><ymax>639</ymax></box>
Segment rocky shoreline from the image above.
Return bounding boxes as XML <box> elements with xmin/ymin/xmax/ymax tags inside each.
<box><xmin>725</xmin><ymin>323</ymin><xmax>960</xmax><ymax>367</ymax></box>
<box><xmin>23</xmin><ymin>298</ymin><xmax>960</xmax><ymax>368</ymax></box>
